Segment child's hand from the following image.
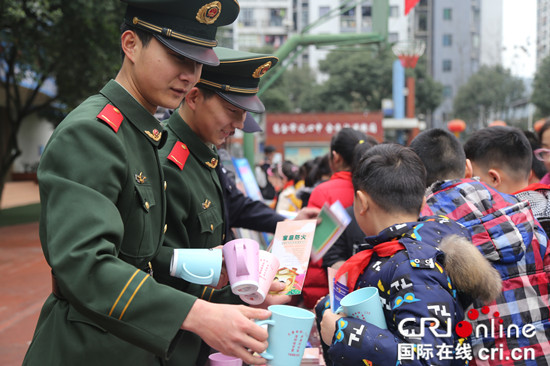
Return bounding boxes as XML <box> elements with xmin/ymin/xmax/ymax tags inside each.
<box><xmin>320</xmin><ymin>310</ymin><xmax>344</xmax><ymax>345</ymax></box>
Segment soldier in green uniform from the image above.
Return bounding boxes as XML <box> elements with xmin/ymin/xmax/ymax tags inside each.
<box><xmin>156</xmin><ymin>48</ymin><xmax>288</xmax><ymax>365</ymax></box>
<box><xmin>23</xmin><ymin>2</ymin><xmax>273</xmax><ymax>365</ymax></box>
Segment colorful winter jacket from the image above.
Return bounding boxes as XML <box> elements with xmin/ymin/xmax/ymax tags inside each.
<box><xmin>320</xmin><ymin>216</ymin><xmax>472</xmax><ymax>366</ymax></box>
<box><xmin>421</xmin><ymin>178</ymin><xmax>550</xmax><ymax>365</ymax></box>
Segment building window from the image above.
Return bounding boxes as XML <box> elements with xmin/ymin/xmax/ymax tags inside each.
<box><xmin>269</xmin><ymin>8</ymin><xmax>285</xmax><ymax>27</ymax></box>
<box><xmin>443</xmin><ymin>8</ymin><xmax>452</xmax><ymax>20</ymax></box>
<box><xmin>443</xmin><ymin>60</ymin><xmax>452</xmax><ymax>72</ymax></box>
<box><xmin>362</xmin><ymin>5</ymin><xmax>372</xmax><ymax>17</ymax></box>
<box><xmin>443</xmin><ymin>34</ymin><xmax>452</xmax><ymax>46</ymax></box>
<box><xmin>418</xmin><ymin>12</ymin><xmax>427</xmax><ymax>31</ymax></box>
<box><xmin>240</xmin><ymin>8</ymin><xmax>254</xmax><ymax>27</ymax></box>
<box><xmin>443</xmin><ymin>85</ymin><xmax>453</xmax><ymax>98</ymax></box>
<box><xmin>389</xmin><ymin>5</ymin><xmax>399</xmax><ymax>18</ymax></box>
<box><xmin>319</xmin><ymin>6</ymin><xmax>330</xmax><ymax>17</ymax></box>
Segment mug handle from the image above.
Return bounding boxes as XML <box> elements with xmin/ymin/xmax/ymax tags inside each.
<box><xmin>235</xmin><ymin>242</ymin><xmax>249</xmax><ymax>277</ymax></box>
<box><xmin>255</xmin><ymin>319</ymin><xmax>275</xmax><ymax>360</ymax></box>
<box><xmin>182</xmin><ymin>264</ymin><xmax>214</xmax><ymax>284</ymax></box>
<box><xmin>335</xmin><ymin>306</ymin><xmax>345</xmax><ymax>314</ymax></box>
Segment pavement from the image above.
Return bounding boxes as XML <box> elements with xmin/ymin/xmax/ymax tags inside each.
<box><xmin>0</xmin><ymin>182</ymin><xmax>49</xmax><ymax>365</ymax></box>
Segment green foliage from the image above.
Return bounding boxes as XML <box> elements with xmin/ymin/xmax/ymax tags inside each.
<box><xmin>311</xmin><ymin>45</ymin><xmax>394</xmax><ymax>112</ymax></box>
<box><xmin>260</xmin><ymin>43</ymin><xmax>442</xmax><ymax>115</ymax></box>
<box><xmin>1</xmin><ymin>0</ymin><xmax>125</xmax><ymax>112</ymax></box>
<box><xmin>413</xmin><ymin>56</ymin><xmax>443</xmax><ymax>116</ymax></box>
<box><xmin>261</xmin><ymin>64</ymin><xmax>318</xmax><ymax>112</ymax></box>
<box><xmin>453</xmin><ymin>65</ymin><xmax>525</xmax><ymax>124</ymax></box>
<box><xmin>531</xmin><ymin>55</ymin><xmax>550</xmax><ymax>119</ymax></box>
<box><xmin>0</xmin><ymin>0</ymin><xmax>125</xmax><ymax>200</ymax></box>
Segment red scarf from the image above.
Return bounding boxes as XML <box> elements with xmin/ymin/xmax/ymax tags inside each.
<box><xmin>335</xmin><ymin>240</ymin><xmax>405</xmax><ymax>290</ymax></box>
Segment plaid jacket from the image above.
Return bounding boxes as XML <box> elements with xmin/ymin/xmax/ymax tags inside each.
<box><xmin>421</xmin><ymin>178</ymin><xmax>550</xmax><ymax>366</ymax></box>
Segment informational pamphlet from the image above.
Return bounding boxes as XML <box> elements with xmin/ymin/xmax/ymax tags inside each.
<box><xmin>269</xmin><ymin>219</ymin><xmax>317</xmax><ymax>295</ymax></box>
<box><xmin>310</xmin><ymin>200</ymin><xmax>351</xmax><ymax>262</ymax></box>
<box><xmin>327</xmin><ymin>267</ymin><xmax>349</xmax><ymax>313</ymax></box>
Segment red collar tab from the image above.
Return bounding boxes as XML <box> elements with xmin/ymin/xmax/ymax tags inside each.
<box><xmin>167</xmin><ymin>141</ymin><xmax>190</xmax><ymax>170</ymax></box>
<box><xmin>97</xmin><ymin>104</ymin><xmax>123</xmax><ymax>133</ymax></box>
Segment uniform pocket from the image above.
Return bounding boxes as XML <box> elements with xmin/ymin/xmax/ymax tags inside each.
<box><xmin>197</xmin><ymin>205</ymin><xmax>223</xmax><ymax>235</ymax></box>
<box><xmin>135</xmin><ymin>183</ymin><xmax>156</xmax><ymax>212</ymax></box>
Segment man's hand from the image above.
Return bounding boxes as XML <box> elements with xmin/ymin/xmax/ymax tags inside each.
<box><xmin>182</xmin><ymin>300</ymin><xmax>271</xmax><ymax>365</ymax></box>
<box><xmin>294</xmin><ymin>207</ymin><xmax>321</xmax><ymax>221</ymax></box>
<box><xmin>320</xmin><ymin>310</ymin><xmax>344</xmax><ymax>346</ymax></box>
<box><xmin>251</xmin><ymin>280</ymin><xmax>291</xmax><ymax>309</ymax></box>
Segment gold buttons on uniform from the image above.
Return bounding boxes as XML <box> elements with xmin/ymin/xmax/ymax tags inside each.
<box><xmin>164</xmin><ymin>181</ymin><xmax>167</xmax><ymax>191</ymax></box>
<box><xmin>210</xmin><ymin>224</ymin><xmax>214</xmax><ymax>231</ymax></box>
<box><xmin>145</xmin><ymin>201</ymin><xmax>150</xmax><ymax>210</ymax></box>
<box><xmin>164</xmin><ymin>224</ymin><xmax>167</xmax><ymax>234</ymax></box>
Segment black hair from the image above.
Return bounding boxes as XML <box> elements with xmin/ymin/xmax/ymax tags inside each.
<box><xmin>196</xmin><ymin>84</ymin><xmax>217</xmax><ymax>99</ymax></box>
<box><xmin>281</xmin><ymin>160</ymin><xmax>299</xmax><ymax>182</ymax></box>
<box><xmin>299</xmin><ymin>159</ymin><xmax>315</xmax><ymax>181</ymax></box>
<box><xmin>330</xmin><ymin>128</ymin><xmax>369</xmax><ymax>168</ymax></box>
<box><xmin>306</xmin><ymin>154</ymin><xmax>331</xmax><ymax>187</ymax></box>
<box><xmin>409</xmin><ymin>128</ymin><xmax>466</xmax><ymax>187</ymax></box>
<box><xmin>523</xmin><ymin>130</ymin><xmax>548</xmax><ymax>180</ymax></box>
<box><xmin>351</xmin><ymin>136</ymin><xmax>378</xmax><ymax>174</ymax></box>
<box><xmin>120</xmin><ymin>22</ymin><xmax>153</xmax><ymax>61</ymax></box>
<box><xmin>464</xmin><ymin>126</ymin><xmax>532</xmax><ymax>180</ymax></box>
<box><xmin>352</xmin><ymin>144</ymin><xmax>426</xmax><ymax>215</ymax></box>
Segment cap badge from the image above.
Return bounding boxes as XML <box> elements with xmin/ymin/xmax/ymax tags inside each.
<box><xmin>205</xmin><ymin>158</ymin><xmax>218</xmax><ymax>168</ymax></box>
<box><xmin>196</xmin><ymin>1</ymin><xmax>221</xmax><ymax>25</ymax></box>
<box><xmin>202</xmin><ymin>199</ymin><xmax>212</xmax><ymax>209</ymax></box>
<box><xmin>252</xmin><ymin>61</ymin><xmax>273</xmax><ymax>78</ymax></box>
<box><xmin>135</xmin><ymin>172</ymin><xmax>147</xmax><ymax>184</ymax></box>
<box><xmin>145</xmin><ymin>129</ymin><xmax>162</xmax><ymax>142</ymax></box>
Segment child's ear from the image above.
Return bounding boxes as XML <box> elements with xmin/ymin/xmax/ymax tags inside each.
<box><xmin>355</xmin><ymin>190</ymin><xmax>369</xmax><ymax>215</ymax></box>
<box><xmin>464</xmin><ymin>159</ymin><xmax>473</xmax><ymax>178</ymax></box>
<box><xmin>487</xmin><ymin>168</ymin><xmax>502</xmax><ymax>186</ymax></box>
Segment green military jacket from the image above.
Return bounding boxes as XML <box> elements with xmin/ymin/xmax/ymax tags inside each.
<box><xmin>156</xmin><ymin>111</ymin><xmax>243</xmax><ymax>366</ymax></box>
<box><xmin>23</xmin><ymin>81</ymin><xmax>197</xmax><ymax>366</ymax></box>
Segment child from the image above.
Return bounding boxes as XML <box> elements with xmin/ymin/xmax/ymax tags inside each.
<box><xmin>318</xmin><ymin>144</ymin><xmax>498</xmax><ymax>366</ymax></box>
<box><xmin>412</xmin><ymin>128</ymin><xmax>550</xmax><ymax>365</ymax></box>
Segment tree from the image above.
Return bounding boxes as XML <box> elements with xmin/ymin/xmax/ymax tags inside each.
<box><xmin>0</xmin><ymin>0</ymin><xmax>124</xmax><ymax>203</ymax></box>
<box><xmin>453</xmin><ymin>65</ymin><xmax>525</xmax><ymax>128</ymax></box>
<box><xmin>307</xmin><ymin>45</ymin><xmax>394</xmax><ymax>112</ymax></box>
<box><xmin>531</xmin><ymin>55</ymin><xmax>550</xmax><ymax>119</ymax></box>
<box><xmin>413</xmin><ymin>56</ymin><xmax>443</xmax><ymax>117</ymax></box>
<box><xmin>260</xmin><ymin>64</ymin><xmax>317</xmax><ymax>112</ymax></box>
<box><xmin>264</xmin><ymin>44</ymin><xmax>442</xmax><ymax>115</ymax></box>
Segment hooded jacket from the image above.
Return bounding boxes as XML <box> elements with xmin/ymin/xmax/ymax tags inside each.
<box><xmin>320</xmin><ymin>216</ymin><xmax>500</xmax><ymax>366</ymax></box>
<box><xmin>421</xmin><ymin>178</ymin><xmax>550</xmax><ymax>366</ymax></box>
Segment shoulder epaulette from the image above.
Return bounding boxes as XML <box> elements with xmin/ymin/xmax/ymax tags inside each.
<box><xmin>97</xmin><ymin>104</ymin><xmax>123</xmax><ymax>132</ymax></box>
<box><xmin>167</xmin><ymin>141</ymin><xmax>190</xmax><ymax>170</ymax></box>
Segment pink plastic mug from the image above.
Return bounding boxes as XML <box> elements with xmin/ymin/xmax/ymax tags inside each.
<box><xmin>208</xmin><ymin>352</ymin><xmax>243</xmax><ymax>366</ymax></box>
<box><xmin>240</xmin><ymin>250</ymin><xmax>280</xmax><ymax>305</ymax></box>
<box><xmin>223</xmin><ymin>238</ymin><xmax>260</xmax><ymax>295</ymax></box>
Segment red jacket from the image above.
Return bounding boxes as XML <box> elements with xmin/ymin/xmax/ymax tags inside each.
<box><xmin>303</xmin><ymin>171</ymin><xmax>354</xmax><ymax>309</ymax></box>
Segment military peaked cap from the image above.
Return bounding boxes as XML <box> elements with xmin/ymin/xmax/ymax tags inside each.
<box><xmin>197</xmin><ymin>47</ymin><xmax>278</xmax><ymax>131</ymax></box>
<box><xmin>121</xmin><ymin>0</ymin><xmax>240</xmax><ymax>66</ymax></box>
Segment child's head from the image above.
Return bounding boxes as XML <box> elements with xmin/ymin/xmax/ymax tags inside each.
<box><xmin>330</xmin><ymin>128</ymin><xmax>368</xmax><ymax>172</ymax></box>
<box><xmin>464</xmin><ymin>126</ymin><xmax>531</xmax><ymax>194</ymax></box>
<box><xmin>409</xmin><ymin>128</ymin><xmax>468</xmax><ymax>186</ymax></box>
<box><xmin>352</xmin><ymin>144</ymin><xmax>426</xmax><ymax>234</ymax></box>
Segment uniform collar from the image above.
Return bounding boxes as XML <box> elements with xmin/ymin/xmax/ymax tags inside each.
<box><xmin>100</xmin><ymin>80</ymin><xmax>166</xmax><ymax>147</ymax></box>
<box><xmin>165</xmin><ymin>110</ymin><xmax>219</xmax><ymax>169</ymax></box>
